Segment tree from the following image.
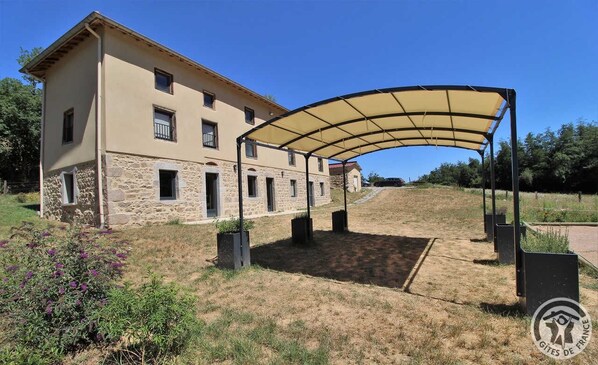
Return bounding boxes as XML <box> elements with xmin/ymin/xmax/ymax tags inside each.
<box><xmin>0</xmin><ymin>78</ymin><xmax>42</xmax><ymax>181</ymax></box>
<box><xmin>0</xmin><ymin>47</ymin><xmax>43</xmax><ymax>182</ymax></box>
<box><xmin>263</xmin><ymin>94</ymin><xmax>277</xmax><ymax>103</ymax></box>
<box><xmin>18</xmin><ymin>47</ymin><xmax>43</xmax><ymax>87</ymax></box>
<box><xmin>366</xmin><ymin>172</ymin><xmax>383</xmax><ymax>184</ymax></box>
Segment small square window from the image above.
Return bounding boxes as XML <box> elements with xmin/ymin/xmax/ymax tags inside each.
<box><xmin>248</xmin><ymin>176</ymin><xmax>257</xmax><ymax>197</ymax></box>
<box><xmin>320</xmin><ymin>182</ymin><xmax>325</xmax><ymax>196</ymax></box>
<box><xmin>155</xmin><ymin>68</ymin><xmax>173</xmax><ymax>93</ymax></box>
<box><xmin>62</xmin><ymin>109</ymin><xmax>74</xmax><ymax>144</ymax></box>
<box><xmin>62</xmin><ymin>172</ymin><xmax>76</xmax><ymax>204</ymax></box>
<box><xmin>245</xmin><ymin>107</ymin><xmax>255</xmax><ymax>125</ymax></box>
<box><xmin>318</xmin><ymin>158</ymin><xmax>323</xmax><ymax>172</ymax></box>
<box><xmin>159</xmin><ymin>170</ymin><xmax>177</xmax><ymax>200</ymax></box>
<box><xmin>154</xmin><ymin>108</ymin><xmax>176</xmax><ymax>141</ymax></box>
<box><xmin>290</xmin><ymin>180</ymin><xmax>297</xmax><ymax>197</ymax></box>
<box><xmin>202</xmin><ymin>120</ymin><xmax>218</xmax><ymax>148</ymax></box>
<box><xmin>203</xmin><ymin>91</ymin><xmax>215</xmax><ymax>109</ymax></box>
<box><xmin>246</xmin><ymin>139</ymin><xmax>257</xmax><ymax>158</ymax></box>
<box><xmin>288</xmin><ymin>150</ymin><xmax>296</xmax><ymax>166</ymax></box>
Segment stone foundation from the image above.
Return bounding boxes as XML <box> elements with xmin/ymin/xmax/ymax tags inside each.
<box><xmin>104</xmin><ymin>152</ymin><xmax>331</xmax><ymax>226</ymax></box>
<box><xmin>43</xmin><ymin>160</ymin><xmax>98</xmax><ymax>225</ymax></box>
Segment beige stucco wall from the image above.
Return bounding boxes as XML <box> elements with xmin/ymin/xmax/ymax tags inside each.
<box><xmin>102</xmin><ymin>28</ymin><xmax>329</xmax><ymax>178</ymax></box>
<box><xmin>43</xmin><ymin>34</ymin><xmax>98</xmax><ymax>173</ymax></box>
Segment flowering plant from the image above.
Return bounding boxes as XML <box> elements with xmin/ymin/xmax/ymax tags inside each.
<box><xmin>0</xmin><ymin>223</ymin><xmax>129</xmax><ymax>355</ymax></box>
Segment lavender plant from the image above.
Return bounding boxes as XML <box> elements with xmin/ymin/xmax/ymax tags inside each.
<box><xmin>0</xmin><ymin>223</ymin><xmax>129</xmax><ymax>357</ymax></box>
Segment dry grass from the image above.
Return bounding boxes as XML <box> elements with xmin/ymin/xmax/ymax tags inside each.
<box><xmin>70</xmin><ymin>188</ymin><xmax>598</xmax><ymax>363</ymax></box>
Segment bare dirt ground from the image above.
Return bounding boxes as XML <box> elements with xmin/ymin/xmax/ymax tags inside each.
<box><xmin>532</xmin><ymin>225</ymin><xmax>598</xmax><ymax>267</ymax></box>
<box><xmin>106</xmin><ymin>188</ymin><xmax>597</xmax><ymax>364</ymax></box>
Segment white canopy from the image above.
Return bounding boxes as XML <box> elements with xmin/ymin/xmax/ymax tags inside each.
<box><xmin>241</xmin><ymin>86</ymin><xmax>511</xmax><ymax>161</ymax></box>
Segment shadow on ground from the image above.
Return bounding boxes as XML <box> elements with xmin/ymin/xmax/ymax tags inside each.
<box><xmin>251</xmin><ymin>230</ymin><xmax>431</xmax><ymax>289</ymax></box>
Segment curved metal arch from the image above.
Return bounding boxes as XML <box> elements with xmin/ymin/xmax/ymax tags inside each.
<box><xmin>339</xmin><ymin>143</ymin><xmax>480</xmax><ymax>161</ymax></box>
<box><xmin>307</xmin><ymin>127</ymin><xmax>488</xmax><ymax>155</ymax></box>
<box><xmin>279</xmin><ymin>111</ymin><xmax>498</xmax><ymax>148</ymax></box>
<box><xmin>240</xmin><ymin>85</ymin><xmax>509</xmax><ymax>140</ymax></box>
<box><xmin>329</xmin><ymin>137</ymin><xmax>484</xmax><ymax>159</ymax></box>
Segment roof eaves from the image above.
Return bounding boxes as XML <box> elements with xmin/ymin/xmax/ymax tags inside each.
<box><xmin>20</xmin><ymin>11</ymin><xmax>287</xmax><ymax>113</ymax></box>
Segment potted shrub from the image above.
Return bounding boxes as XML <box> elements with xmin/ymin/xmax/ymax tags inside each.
<box><xmin>495</xmin><ymin>223</ymin><xmax>526</xmax><ymax>264</ymax></box>
<box><xmin>520</xmin><ymin>228</ymin><xmax>579</xmax><ymax>315</ymax></box>
<box><xmin>332</xmin><ymin>209</ymin><xmax>348</xmax><ymax>233</ymax></box>
<box><xmin>291</xmin><ymin>212</ymin><xmax>313</xmax><ymax>245</ymax></box>
<box><xmin>215</xmin><ymin>218</ymin><xmax>254</xmax><ymax>270</ymax></box>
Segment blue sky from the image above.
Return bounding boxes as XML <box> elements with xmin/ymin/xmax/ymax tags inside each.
<box><xmin>1</xmin><ymin>0</ymin><xmax>596</xmax><ymax>181</ymax></box>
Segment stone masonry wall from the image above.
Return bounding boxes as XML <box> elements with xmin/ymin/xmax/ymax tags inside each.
<box><xmin>43</xmin><ymin>160</ymin><xmax>98</xmax><ymax>225</ymax></box>
<box><xmin>104</xmin><ymin>152</ymin><xmax>331</xmax><ymax>226</ymax></box>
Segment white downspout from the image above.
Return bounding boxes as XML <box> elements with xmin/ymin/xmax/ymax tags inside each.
<box><xmin>85</xmin><ymin>23</ymin><xmax>105</xmax><ymax>228</ymax></box>
<box><xmin>39</xmin><ymin>80</ymin><xmax>46</xmax><ymax>217</ymax></box>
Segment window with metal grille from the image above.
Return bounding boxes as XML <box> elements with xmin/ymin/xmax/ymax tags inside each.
<box><xmin>154</xmin><ymin>108</ymin><xmax>175</xmax><ymax>141</ymax></box>
<box><xmin>202</xmin><ymin>120</ymin><xmax>218</xmax><ymax>148</ymax></box>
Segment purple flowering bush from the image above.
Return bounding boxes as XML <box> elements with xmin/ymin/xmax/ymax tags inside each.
<box><xmin>0</xmin><ymin>222</ymin><xmax>129</xmax><ymax>357</ymax></box>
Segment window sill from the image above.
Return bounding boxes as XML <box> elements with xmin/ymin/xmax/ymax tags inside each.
<box><xmin>62</xmin><ymin>202</ymin><xmax>77</xmax><ymax>207</ymax></box>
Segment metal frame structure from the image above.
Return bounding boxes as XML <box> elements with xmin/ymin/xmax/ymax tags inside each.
<box><xmin>235</xmin><ymin>85</ymin><xmax>523</xmax><ymax>297</ymax></box>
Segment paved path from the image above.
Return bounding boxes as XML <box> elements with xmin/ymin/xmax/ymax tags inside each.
<box><xmin>532</xmin><ymin>225</ymin><xmax>598</xmax><ymax>267</ymax></box>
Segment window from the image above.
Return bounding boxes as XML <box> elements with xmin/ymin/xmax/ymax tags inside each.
<box><xmin>61</xmin><ymin>171</ymin><xmax>76</xmax><ymax>204</ymax></box>
<box><xmin>62</xmin><ymin>109</ymin><xmax>74</xmax><ymax>144</ymax></box>
<box><xmin>247</xmin><ymin>175</ymin><xmax>257</xmax><ymax>197</ymax></box>
<box><xmin>203</xmin><ymin>91</ymin><xmax>215</xmax><ymax>108</ymax></box>
<box><xmin>318</xmin><ymin>158</ymin><xmax>323</xmax><ymax>172</ymax></box>
<box><xmin>155</xmin><ymin>68</ymin><xmax>173</xmax><ymax>93</ymax></box>
<box><xmin>159</xmin><ymin>170</ymin><xmax>177</xmax><ymax>200</ymax></box>
<box><xmin>154</xmin><ymin>108</ymin><xmax>175</xmax><ymax>141</ymax></box>
<box><xmin>290</xmin><ymin>180</ymin><xmax>297</xmax><ymax>197</ymax></box>
<box><xmin>245</xmin><ymin>139</ymin><xmax>257</xmax><ymax>158</ymax></box>
<box><xmin>288</xmin><ymin>150</ymin><xmax>296</xmax><ymax>166</ymax></box>
<box><xmin>245</xmin><ymin>107</ymin><xmax>255</xmax><ymax>125</ymax></box>
<box><xmin>320</xmin><ymin>182</ymin><xmax>325</xmax><ymax>196</ymax></box>
<box><xmin>202</xmin><ymin>120</ymin><xmax>218</xmax><ymax>148</ymax></box>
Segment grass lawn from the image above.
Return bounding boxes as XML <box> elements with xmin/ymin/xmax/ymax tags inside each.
<box><xmin>0</xmin><ymin>192</ymin><xmax>43</xmax><ymax>238</ymax></box>
<box><xmin>88</xmin><ymin>188</ymin><xmax>598</xmax><ymax>364</ymax></box>
<box><xmin>3</xmin><ymin>188</ymin><xmax>597</xmax><ymax>364</ymax></box>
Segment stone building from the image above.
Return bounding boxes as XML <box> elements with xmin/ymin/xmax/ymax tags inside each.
<box><xmin>21</xmin><ymin>12</ymin><xmax>330</xmax><ymax>227</ymax></box>
<box><xmin>329</xmin><ymin>162</ymin><xmax>362</xmax><ymax>192</ymax></box>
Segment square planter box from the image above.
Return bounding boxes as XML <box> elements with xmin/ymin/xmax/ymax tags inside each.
<box><xmin>292</xmin><ymin>217</ymin><xmax>313</xmax><ymax>245</ymax></box>
<box><xmin>496</xmin><ymin>224</ymin><xmax>526</xmax><ymax>264</ymax></box>
<box><xmin>484</xmin><ymin>213</ymin><xmax>506</xmax><ymax>242</ymax></box>
<box><xmin>332</xmin><ymin>210</ymin><xmax>348</xmax><ymax>233</ymax></box>
<box><xmin>520</xmin><ymin>251</ymin><xmax>579</xmax><ymax>316</ymax></box>
<box><xmin>217</xmin><ymin>231</ymin><xmax>250</xmax><ymax>270</ymax></box>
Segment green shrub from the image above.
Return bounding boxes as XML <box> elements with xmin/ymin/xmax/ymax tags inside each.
<box><xmin>0</xmin><ymin>223</ymin><xmax>128</xmax><ymax>359</ymax></box>
<box><xmin>522</xmin><ymin>228</ymin><xmax>569</xmax><ymax>254</ymax></box>
<box><xmin>97</xmin><ymin>274</ymin><xmax>200</xmax><ymax>363</ymax></box>
<box><xmin>215</xmin><ymin>217</ymin><xmax>255</xmax><ymax>233</ymax></box>
<box><xmin>294</xmin><ymin>211</ymin><xmax>309</xmax><ymax>219</ymax></box>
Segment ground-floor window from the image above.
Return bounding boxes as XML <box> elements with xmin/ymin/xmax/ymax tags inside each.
<box><xmin>159</xmin><ymin>170</ymin><xmax>177</xmax><ymax>200</ymax></box>
<box><xmin>290</xmin><ymin>179</ymin><xmax>297</xmax><ymax>197</ymax></box>
<box><xmin>248</xmin><ymin>175</ymin><xmax>258</xmax><ymax>197</ymax></box>
<box><xmin>320</xmin><ymin>182</ymin><xmax>325</xmax><ymax>196</ymax></box>
<box><xmin>61</xmin><ymin>171</ymin><xmax>76</xmax><ymax>205</ymax></box>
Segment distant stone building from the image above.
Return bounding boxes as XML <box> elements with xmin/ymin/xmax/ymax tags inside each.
<box><xmin>329</xmin><ymin>162</ymin><xmax>362</xmax><ymax>192</ymax></box>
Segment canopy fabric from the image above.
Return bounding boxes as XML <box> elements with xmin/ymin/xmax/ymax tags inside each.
<box><xmin>241</xmin><ymin>86</ymin><xmax>510</xmax><ymax>161</ymax></box>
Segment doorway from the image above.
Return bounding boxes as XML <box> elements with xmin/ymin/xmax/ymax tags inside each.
<box><xmin>309</xmin><ymin>181</ymin><xmax>315</xmax><ymax>207</ymax></box>
<box><xmin>266</xmin><ymin>177</ymin><xmax>275</xmax><ymax>212</ymax></box>
<box><xmin>206</xmin><ymin>173</ymin><xmax>219</xmax><ymax>217</ymax></box>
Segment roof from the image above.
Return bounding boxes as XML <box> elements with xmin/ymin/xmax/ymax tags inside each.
<box><xmin>19</xmin><ymin>11</ymin><xmax>286</xmax><ymax>113</ymax></box>
<box><xmin>329</xmin><ymin>161</ymin><xmax>361</xmax><ymax>175</ymax></box>
<box><xmin>242</xmin><ymin>86</ymin><xmax>512</xmax><ymax>161</ymax></box>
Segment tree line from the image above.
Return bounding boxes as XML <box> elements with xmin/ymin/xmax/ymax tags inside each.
<box><xmin>418</xmin><ymin>121</ymin><xmax>598</xmax><ymax>193</ymax></box>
